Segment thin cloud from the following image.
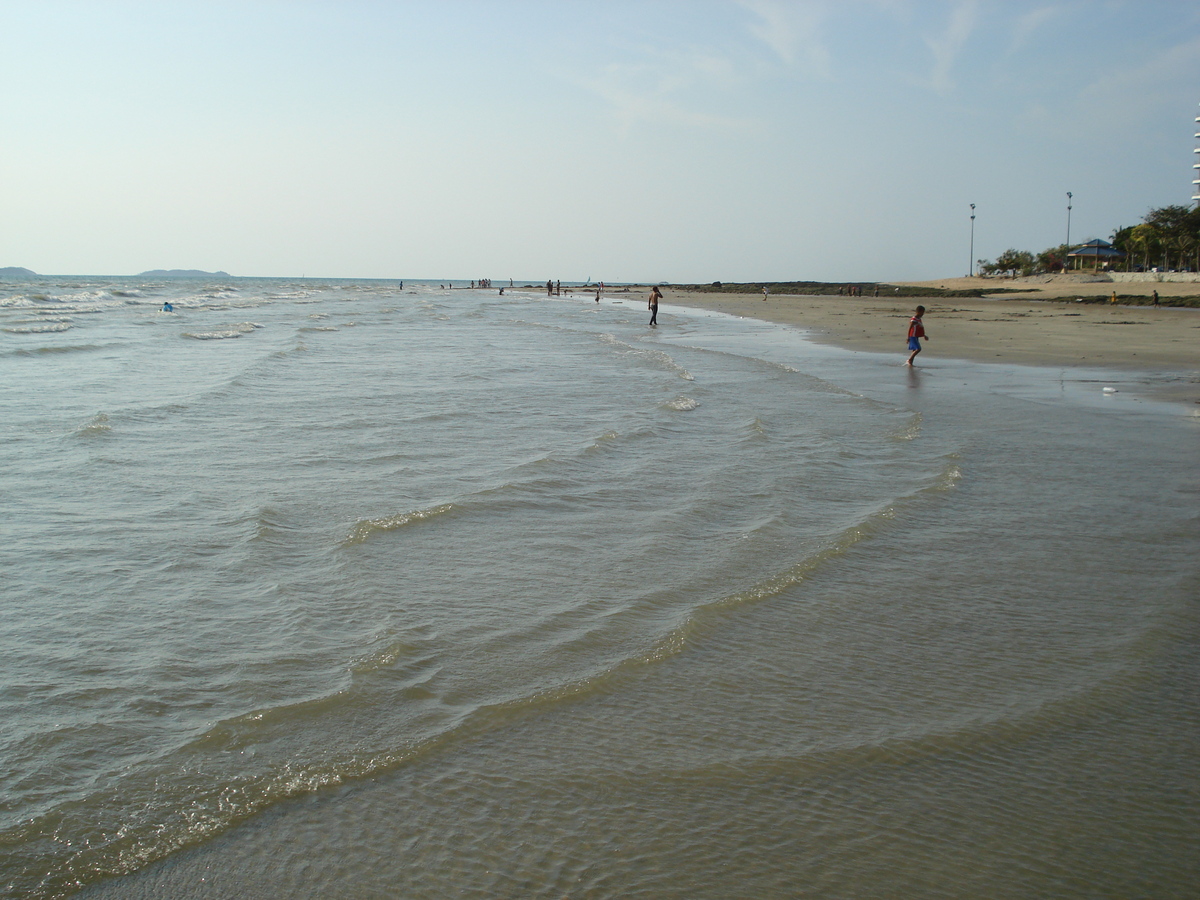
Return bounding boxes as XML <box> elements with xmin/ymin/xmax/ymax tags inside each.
<box><xmin>581</xmin><ymin>54</ymin><xmax>753</xmax><ymax>134</ymax></box>
<box><xmin>1009</xmin><ymin>4</ymin><xmax>1064</xmax><ymax>53</ymax></box>
<box><xmin>736</xmin><ymin>0</ymin><xmax>833</xmax><ymax>80</ymax></box>
<box><xmin>1079</xmin><ymin>32</ymin><xmax>1200</xmax><ymax>101</ymax></box>
<box><xmin>923</xmin><ymin>0</ymin><xmax>979</xmax><ymax>94</ymax></box>
<box><xmin>1018</xmin><ymin>32</ymin><xmax>1200</xmax><ymax>141</ymax></box>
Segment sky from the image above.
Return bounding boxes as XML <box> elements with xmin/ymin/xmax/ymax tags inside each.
<box><xmin>2</xmin><ymin>0</ymin><xmax>1199</xmax><ymax>282</ymax></box>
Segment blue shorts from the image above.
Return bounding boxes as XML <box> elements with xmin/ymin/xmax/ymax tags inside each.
<box><xmin>907</xmin><ymin>336</ymin><xmax>921</xmax><ymax>351</ymax></box>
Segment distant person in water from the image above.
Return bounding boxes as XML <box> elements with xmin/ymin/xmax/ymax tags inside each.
<box><xmin>546</xmin><ymin>279</ymin><xmax>553</xmax><ymax>296</ymax></box>
<box><xmin>648</xmin><ymin>285</ymin><xmax>661</xmax><ymax>326</ymax></box>
<box><xmin>906</xmin><ymin>305</ymin><xmax>927</xmax><ymax>366</ymax></box>
<box><xmin>161</xmin><ymin>302</ymin><xmax>173</xmax><ymax>312</ymax></box>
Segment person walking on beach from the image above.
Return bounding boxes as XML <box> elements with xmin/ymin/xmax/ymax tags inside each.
<box><xmin>905</xmin><ymin>305</ymin><xmax>927</xmax><ymax>366</ymax></box>
<box><xmin>648</xmin><ymin>285</ymin><xmax>661</xmax><ymax>326</ymax></box>
<box><xmin>1152</xmin><ymin>289</ymin><xmax>1159</xmax><ymax>308</ymax></box>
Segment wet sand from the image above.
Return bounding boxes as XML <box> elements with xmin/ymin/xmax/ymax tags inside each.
<box><xmin>648</xmin><ymin>278</ymin><xmax>1200</xmax><ymax>407</ymax></box>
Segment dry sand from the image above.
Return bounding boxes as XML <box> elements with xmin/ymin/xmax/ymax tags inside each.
<box><xmin>640</xmin><ymin>277</ymin><xmax>1200</xmax><ymax>407</ymax></box>
<box><xmin>895</xmin><ymin>273</ymin><xmax>1200</xmax><ymax>302</ymax></box>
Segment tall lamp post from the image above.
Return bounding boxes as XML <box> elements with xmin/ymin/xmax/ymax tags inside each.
<box><xmin>969</xmin><ymin>203</ymin><xmax>976</xmax><ymax>277</ymax></box>
<box><xmin>1065</xmin><ymin>192</ymin><xmax>1073</xmax><ymax>271</ymax></box>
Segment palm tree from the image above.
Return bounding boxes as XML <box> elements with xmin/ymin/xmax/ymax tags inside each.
<box><xmin>1129</xmin><ymin>224</ymin><xmax>1157</xmax><ymax>271</ymax></box>
<box><xmin>1110</xmin><ymin>227</ymin><xmax>1135</xmax><ymax>272</ymax></box>
<box><xmin>1144</xmin><ymin>205</ymin><xmax>1192</xmax><ymax>270</ymax></box>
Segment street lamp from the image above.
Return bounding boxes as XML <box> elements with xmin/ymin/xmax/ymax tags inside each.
<box><xmin>1065</xmin><ymin>192</ymin><xmax>1073</xmax><ymax>261</ymax></box>
<box><xmin>969</xmin><ymin>203</ymin><xmax>976</xmax><ymax>277</ymax></box>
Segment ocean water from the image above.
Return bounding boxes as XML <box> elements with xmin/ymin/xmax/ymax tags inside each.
<box><xmin>1</xmin><ymin>277</ymin><xmax>1197</xmax><ymax>899</ymax></box>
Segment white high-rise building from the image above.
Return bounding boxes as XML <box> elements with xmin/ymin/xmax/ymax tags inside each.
<box><xmin>1194</xmin><ymin>102</ymin><xmax>1200</xmax><ymax>205</ymax></box>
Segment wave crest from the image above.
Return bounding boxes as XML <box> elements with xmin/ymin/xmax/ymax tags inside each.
<box><xmin>77</xmin><ymin>414</ymin><xmax>112</xmax><ymax>436</ymax></box>
<box><xmin>4</xmin><ymin>320</ymin><xmax>73</xmax><ymax>334</ymax></box>
<box><xmin>181</xmin><ymin>322</ymin><xmax>262</xmax><ymax>340</ymax></box>
<box><xmin>663</xmin><ymin>396</ymin><xmax>699</xmax><ymax>411</ymax></box>
<box><xmin>343</xmin><ymin>504</ymin><xmax>455</xmax><ymax>545</ymax></box>
<box><xmin>597</xmin><ymin>333</ymin><xmax>695</xmax><ymax>381</ymax></box>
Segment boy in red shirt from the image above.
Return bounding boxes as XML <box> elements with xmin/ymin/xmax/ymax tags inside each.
<box><xmin>906</xmin><ymin>305</ymin><xmax>928</xmax><ymax>366</ymax></box>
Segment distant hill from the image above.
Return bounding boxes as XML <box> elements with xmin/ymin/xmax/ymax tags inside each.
<box><xmin>138</xmin><ymin>269</ymin><xmax>231</xmax><ymax>277</ymax></box>
<box><xmin>0</xmin><ymin>266</ymin><xmax>37</xmax><ymax>277</ymax></box>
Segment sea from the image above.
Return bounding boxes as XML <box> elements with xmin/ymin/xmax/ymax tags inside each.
<box><xmin>1</xmin><ymin>276</ymin><xmax>1197</xmax><ymax>899</ymax></box>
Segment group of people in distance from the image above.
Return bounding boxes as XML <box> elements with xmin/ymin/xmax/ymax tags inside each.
<box><xmin>533</xmin><ymin>282</ymin><xmax>928</xmax><ymax>365</ymax></box>
<box><xmin>646</xmin><ymin>286</ymin><xmax>927</xmax><ymax>365</ymax></box>
<box><xmin>544</xmin><ymin>279</ymin><xmax>606</xmax><ymax>302</ymax></box>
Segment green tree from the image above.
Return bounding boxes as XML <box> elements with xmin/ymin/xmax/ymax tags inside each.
<box><xmin>1036</xmin><ymin>243</ymin><xmax>1071</xmax><ymax>273</ymax></box>
<box><xmin>1110</xmin><ymin>227</ymin><xmax>1135</xmax><ymax>271</ymax></box>
<box><xmin>1129</xmin><ymin>223</ymin><xmax>1159</xmax><ymax>271</ymax></box>
<box><xmin>979</xmin><ymin>248</ymin><xmax>1035</xmax><ymax>277</ymax></box>
<box><xmin>1181</xmin><ymin>206</ymin><xmax>1200</xmax><ymax>271</ymax></box>
<box><xmin>1144</xmin><ymin>204</ymin><xmax>1192</xmax><ymax>269</ymax></box>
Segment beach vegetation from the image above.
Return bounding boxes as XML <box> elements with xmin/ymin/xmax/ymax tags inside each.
<box><xmin>1112</xmin><ymin>225</ymin><xmax>1141</xmax><ymax>268</ymax></box>
<box><xmin>1111</xmin><ymin>205</ymin><xmax>1200</xmax><ymax>272</ymax></box>
<box><xmin>1114</xmin><ymin>205</ymin><xmax>1198</xmax><ymax>272</ymax></box>
<box><xmin>668</xmin><ymin>281</ymin><xmax>1026</xmax><ymax>298</ymax></box>
<box><xmin>977</xmin><ymin>203</ymin><xmax>1200</xmax><ymax>278</ymax></box>
<box><xmin>1036</xmin><ymin>244</ymin><xmax>1072</xmax><ymax>273</ymax></box>
<box><xmin>979</xmin><ymin>248</ymin><xmax>1036</xmax><ymax>278</ymax></box>
<box><xmin>1066</xmin><ymin>294</ymin><xmax>1200</xmax><ymax>307</ymax></box>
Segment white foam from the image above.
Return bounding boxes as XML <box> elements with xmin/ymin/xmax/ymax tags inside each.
<box><xmin>4</xmin><ymin>320</ymin><xmax>73</xmax><ymax>334</ymax></box>
<box><xmin>181</xmin><ymin>322</ymin><xmax>263</xmax><ymax>340</ymax></box>
<box><xmin>665</xmin><ymin>396</ymin><xmax>699</xmax><ymax>411</ymax></box>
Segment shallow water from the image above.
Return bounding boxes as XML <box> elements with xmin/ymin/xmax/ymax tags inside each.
<box><xmin>1</xmin><ymin>278</ymin><xmax>1197</xmax><ymax>898</ymax></box>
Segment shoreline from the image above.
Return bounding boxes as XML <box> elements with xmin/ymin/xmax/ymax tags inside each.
<box><xmin>643</xmin><ymin>282</ymin><xmax>1200</xmax><ymax>407</ymax></box>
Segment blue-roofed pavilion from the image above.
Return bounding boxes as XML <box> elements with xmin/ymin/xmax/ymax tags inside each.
<box><xmin>1067</xmin><ymin>238</ymin><xmax>1125</xmax><ymax>270</ymax></box>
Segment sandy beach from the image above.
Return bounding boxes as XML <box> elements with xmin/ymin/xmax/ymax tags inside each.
<box><xmin>647</xmin><ymin>276</ymin><xmax>1200</xmax><ymax>406</ymax></box>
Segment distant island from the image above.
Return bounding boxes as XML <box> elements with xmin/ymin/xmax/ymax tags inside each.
<box><xmin>138</xmin><ymin>269</ymin><xmax>231</xmax><ymax>277</ymax></box>
<box><xmin>0</xmin><ymin>266</ymin><xmax>38</xmax><ymax>277</ymax></box>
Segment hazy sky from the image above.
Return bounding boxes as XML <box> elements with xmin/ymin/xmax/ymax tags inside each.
<box><xmin>3</xmin><ymin>0</ymin><xmax>1198</xmax><ymax>281</ymax></box>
